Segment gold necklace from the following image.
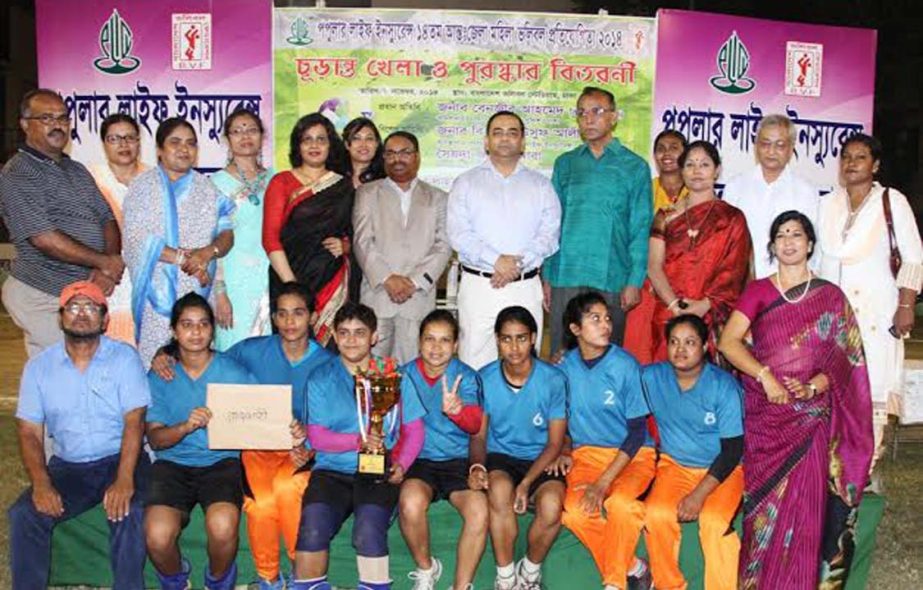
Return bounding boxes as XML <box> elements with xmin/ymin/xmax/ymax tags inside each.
<box><xmin>682</xmin><ymin>195</ymin><xmax>717</xmax><ymax>248</ymax></box>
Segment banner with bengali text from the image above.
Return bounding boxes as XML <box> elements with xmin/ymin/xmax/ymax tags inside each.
<box><xmin>654</xmin><ymin>9</ymin><xmax>876</xmax><ymax>194</ymax></box>
<box><xmin>35</xmin><ymin>0</ymin><xmax>273</xmax><ymax>173</ymax></box>
<box><xmin>273</xmin><ymin>8</ymin><xmax>656</xmax><ymax>188</ymax></box>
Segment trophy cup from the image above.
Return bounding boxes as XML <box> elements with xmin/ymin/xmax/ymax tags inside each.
<box><xmin>355</xmin><ymin>361</ymin><xmax>401</xmax><ymax>478</ymax></box>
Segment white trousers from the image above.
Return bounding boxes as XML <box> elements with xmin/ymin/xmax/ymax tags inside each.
<box><xmin>457</xmin><ymin>273</ymin><xmax>543</xmax><ymax>370</ymax></box>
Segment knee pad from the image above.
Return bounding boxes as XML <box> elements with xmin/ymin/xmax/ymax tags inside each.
<box><xmin>351</xmin><ymin>504</ymin><xmax>392</xmax><ymax>557</ymax></box>
<box><xmin>297</xmin><ymin>503</ymin><xmax>341</xmax><ymax>552</ymax></box>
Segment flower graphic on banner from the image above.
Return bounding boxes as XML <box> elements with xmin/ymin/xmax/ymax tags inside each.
<box><xmin>709</xmin><ymin>31</ymin><xmax>756</xmax><ymax>95</ymax></box>
<box><xmin>287</xmin><ymin>16</ymin><xmax>313</xmax><ymax>46</ymax></box>
<box><xmin>93</xmin><ymin>9</ymin><xmax>141</xmax><ymax>75</ymax></box>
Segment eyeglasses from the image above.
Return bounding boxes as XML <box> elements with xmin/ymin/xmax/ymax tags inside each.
<box><xmin>63</xmin><ymin>302</ymin><xmax>102</xmax><ymax>316</ymax></box>
<box><xmin>228</xmin><ymin>127</ymin><xmax>261</xmax><ymax>137</ymax></box>
<box><xmin>24</xmin><ymin>113</ymin><xmax>70</xmax><ymax>126</ymax></box>
<box><xmin>301</xmin><ymin>136</ymin><xmax>329</xmax><ymax>146</ymax></box>
<box><xmin>105</xmin><ymin>134</ymin><xmax>140</xmax><ymax>145</ymax></box>
<box><xmin>575</xmin><ymin>107</ymin><xmax>615</xmax><ymax>119</ymax></box>
<box><xmin>383</xmin><ymin>149</ymin><xmax>417</xmax><ymax>160</ymax></box>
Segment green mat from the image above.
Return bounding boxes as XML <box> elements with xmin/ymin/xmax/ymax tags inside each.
<box><xmin>50</xmin><ymin>494</ymin><xmax>884</xmax><ymax>589</ymax></box>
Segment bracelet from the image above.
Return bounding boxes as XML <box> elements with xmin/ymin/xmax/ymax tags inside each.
<box><xmin>175</xmin><ymin>249</ymin><xmax>186</xmax><ymax>267</ymax></box>
<box><xmin>899</xmin><ymin>303</ymin><xmax>913</xmax><ymax>309</ymax></box>
<box><xmin>469</xmin><ymin>463</ymin><xmax>487</xmax><ymax>475</ymax></box>
<box><xmin>755</xmin><ymin>366</ymin><xmax>769</xmax><ymax>383</ymax></box>
<box><xmin>666</xmin><ymin>298</ymin><xmax>680</xmax><ymax>310</ymax></box>
<box><xmin>213</xmin><ymin>280</ymin><xmax>227</xmax><ymax>294</ymax></box>
<box><xmin>212</xmin><ymin>245</ymin><xmax>221</xmax><ymax>259</ymax></box>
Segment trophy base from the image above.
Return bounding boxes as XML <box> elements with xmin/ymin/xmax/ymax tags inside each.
<box><xmin>357</xmin><ymin>452</ymin><xmax>390</xmax><ymax>482</ymax></box>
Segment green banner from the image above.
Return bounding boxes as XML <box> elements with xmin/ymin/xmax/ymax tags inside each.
<box><xmin>274</xmin><ymin>8</ymin><xmax>656</xmax><ymax>187</ymax></box>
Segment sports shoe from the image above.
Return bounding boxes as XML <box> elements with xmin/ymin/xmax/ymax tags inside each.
<box><xmin>515</xmin><ymin>559</ymin><xmax>542</xmax><ymax>590</ymax></box>
<box><xmin>408</xmin><ymin>557</ymin><xmax>443</xmax><ymax>590</ymax></box>
<box><xmin>627</xmin><ymin>558</ymin><xmax>653</xmax><ymax>590</ymax></box>
<box><xmin>255</xmin><ymin>575</ymin><xmax>285</xmax><ymax>590</ymax></box>
<box><xmin>494</xmin><ymin>572</ymin><xmax>518</xmax><ymax>590</ymax></box>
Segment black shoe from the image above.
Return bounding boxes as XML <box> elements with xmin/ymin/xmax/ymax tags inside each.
<box><xmin>627</xmin><ymin>562</ymin><xmax>653</xmax><ymax>590</ymax></box>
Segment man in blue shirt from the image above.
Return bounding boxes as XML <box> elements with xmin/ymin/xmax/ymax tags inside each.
<box><xmin>145</xmin><ymin>293</ymin><xmax>257</xmax><ymax>590</ymax></box>
<box><xmin>469</xmin><ymin>306</ymin><xmax>568</xmax><ymax>590</ymax></box>
<box><xmin>8</xmin><ymin>280</ymin><xmax>150</xmax><ymax>589</ymax></box>
<box><xmin>544</xmin><ymin>86</ymin><xmax>653</xmax><ymax>356</ymax></box>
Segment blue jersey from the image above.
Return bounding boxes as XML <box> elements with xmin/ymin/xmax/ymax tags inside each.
<box><xmin>481</xmin><ymin>359</ymin><xmax>568</xmax><ymax>461</ymax></box>
<box><xmin>642</xmin><ymin>362</ymin><xmax>743</xmax><ymax>468</ymax></box>
<box><xmin>226</xmin><ymin>334</ymin><xmax>333</xmax><ymax>420</ymax></box>
<box><xmin>560</xmin><ymin>345</ymin><xmax>652</xmax><ymax>449</ymax></box>
<box><xmin>305</xmin><ymin>356</ymin><xmax>427</xmax><ymax>474</ymax></box>
<box><xmin>403</xmin><ymin>358</ymin><xmax>482</xmax><ymax>462</ymax></box>
<box><xmin>147</xmin><ymin>353</ymin><xmax>257</xmax><ymax>467</ymax></box>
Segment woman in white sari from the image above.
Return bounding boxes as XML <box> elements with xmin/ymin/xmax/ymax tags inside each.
<box><xmin>819</xmin><ymin>133</ymin><xmax>923</xmax><ymax>471</ymax></box>
<box><xmin>89</xmin><ymin>114</ymin><xmax>149</xmax><ymax>344</ymax></box>
<box><xmin>122</xmin><ymin>117</ymin><xmax>235</xmax><ymax>367</ymax></box>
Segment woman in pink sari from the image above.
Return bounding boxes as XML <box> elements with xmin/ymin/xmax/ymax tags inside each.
<box><xmin>719</xmin><ymin>210</ymin><xmax>873</xmax><ymax>589</ymax></box>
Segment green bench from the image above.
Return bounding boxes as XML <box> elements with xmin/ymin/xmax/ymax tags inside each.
<box><xmin>50</xmin><ymin>494</ymin><xmax>884</xmax><ymax>589</ymax></box>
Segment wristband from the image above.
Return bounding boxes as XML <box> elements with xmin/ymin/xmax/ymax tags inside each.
<box><xmin>175</xmin><ymin>249</ymin><xmax>186</xmax><ymax>267</ymax></box>
<box><xmin>469</xmin><ymin>463</ymin><xmax>487</xmax><ymax>475</ymax></box>
<box><xmin>899</xmin><ymin>303</ymin><xmax>913</xmax><ymax>309</ymax></box>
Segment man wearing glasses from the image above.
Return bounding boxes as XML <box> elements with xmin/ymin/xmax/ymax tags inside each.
<box><xmin>543</xmin><ymin>86</ymin><xmax>653</xmax><ymax>357</ymax></box>
<box><xmin>1</xmin><ymin>89</ymin><xmax>125</xmax><ymax>357</ymax></box>
<box><xmin>353</xmin><ymin>131</ymin><xmax>451</xmax><ymax>364</ymax></box>
<box><xmin>447</xmin><ymin>111</ymin><xmax>561</xmax><ymax>369</ymax></box>
<box><xmin>8</xmin><ymin>280</ymin><xmax>150</xmax><ymax>589</ymax></box>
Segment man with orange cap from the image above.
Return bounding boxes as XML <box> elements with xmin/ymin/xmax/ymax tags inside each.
<box><xmin>8</xmin><ymin>280</ymin><xmax>150</xmax><ymax>589</ymax></box>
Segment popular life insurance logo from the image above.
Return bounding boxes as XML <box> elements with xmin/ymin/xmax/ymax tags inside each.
<box><xmin>93</xmin><ymin>9</ymin><xmax>142</xmax><ymax>75</ymax></box>
<box><xmin>709</xmin><ymin>31</ymin><xmax>756</xmax><ymax>95</ymax></box>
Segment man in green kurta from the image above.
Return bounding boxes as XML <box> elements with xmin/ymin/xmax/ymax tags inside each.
<box><xmin>543</xmin><ymin>86</ymin><xmax>653</xmax><ymax>355</ymax></box>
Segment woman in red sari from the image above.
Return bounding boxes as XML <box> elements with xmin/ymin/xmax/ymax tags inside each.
<box><xmin>624</xmin><ymin>129</ymin><xmax>688</xmax><ymax>363</ymax></box>
<box><xmin>642</xmin><ymin>140</ymin><xmax>751</xmax><ymax>364</ymax></box>
<box><xmin>262</xmin><ymin>113</ymin><xmax>359</xmax><ymax>347</ymax></box>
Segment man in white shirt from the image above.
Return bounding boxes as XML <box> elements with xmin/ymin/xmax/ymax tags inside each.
<box><xmin>447</xmin><ymin>111</ymin><xmax>562</xmax><ymax>369</ymax></box>
<box><xmin>353</xmin><ymin>131</ymin><xmax>452</xmax><ymax>363</ymax></box>
<box><xmin>723</xmin><ymin>114</ymin><xmax>820</xmax><ymax>278</ymax></box>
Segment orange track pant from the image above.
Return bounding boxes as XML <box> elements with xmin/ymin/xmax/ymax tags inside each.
<box><xmin>561</xmin><ymin>446</ymin><xmax>657</xmax><ymax>589</ymax></box>
<box><xmin>242</xmin><ymin>450</ymin><xmax>310</xmax><ymax>581</ymax></box>
<box><xmin>643</xmin><ymin>454</ymin><xmax>743</xmax><ymax>590</ymax></box>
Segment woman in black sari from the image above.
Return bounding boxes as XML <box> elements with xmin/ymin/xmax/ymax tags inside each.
<box><xmin>262</xmin><ymin>113</ymin><xmax>360</xmax><ymax>346</ymax></box>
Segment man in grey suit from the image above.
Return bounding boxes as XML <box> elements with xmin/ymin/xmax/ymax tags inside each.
<box><xmin>353</xmin><ymin>131</ymin><xmax>452</xmax><ymax>363</ymax></box>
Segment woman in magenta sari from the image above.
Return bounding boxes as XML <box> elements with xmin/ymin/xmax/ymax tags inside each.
<box><xmin>719</xmin><ymin>210</ymin><xmax>873</xmax><ymax>589</ymax></box>
<box><xmin>262</xmin><ymin>113</ymin><xmax>359</xmax><ymax>347</ymax></box>
<box><xmin>633</xmin><ymin>140</ymin><xmax>750</xmax><ymax>364</ymax></box>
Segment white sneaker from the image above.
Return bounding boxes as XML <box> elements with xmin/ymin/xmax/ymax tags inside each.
<box><xmin>408</xmin><ymin>557</ymin><xmax>443</xmax><ymax>590</ymax></box>
<box><xmin>494</xmin><ymin>572</ymin><xmax>518</xmax><ymax>590</ymax></box>
<box><xmin>515</xmin><ymin>559</ymin><xmax>542</xmax><ymax>590</ymax></box>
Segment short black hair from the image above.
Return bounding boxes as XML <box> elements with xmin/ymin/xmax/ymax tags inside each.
<box><xmin>169</xmin><ymin>292</ymin><xmax>214</xmax><ymax>329</ymax></box>
<box><xmin>562</xmin><ymin>291</ymin><xmax>609</xmax><ymax>350</ymax></box>
<box><xmin>100</xmin><ymin>113</ymin><xmax>140</xmax><ymax>142</ymax></box>
<box><xmin>419</xmin><ymin>309</ymin><xmax>459</xmax><ymax>341</ymax></box>
<box><xmin>578</xmin><ymin>86</ymin><xmax>615</xmax><ymax>109</ymax></box>
<box><xmin>343</xmin><ymin>117</ymin><xmax>386</xmax><ymax>183</ymax></box>
<box><xmin>223</xmin><ymin>107</ymin><xmax>263</xmax><ymax>139</ymax></box>
<box><xmin>653</xmin><ymin>129</ymin><xmax>687</xmax><ymax>152</ymax></box>
<box><xmin>20</xmin><ymin>88</ymin><xmax>64</xmax><ymax>118</ymax></box>
<box><xmin>665</xmin><ymin>313</ymin><xmax>708</xmax><ymax>345</ymax></box>
<box><xmin>678</xmin><ymin>140</ymin><xmax>721</xmax><ymax>169</ymax></box>
<box><xmin>273</xmin><ymin>281</ymin><xmax>313</xmax><ymax>312</ymax></box>
<box><xmin>494</xmin><ymin>305</ymin><xmax>537</xmax><ymax>335</ymax></box>
<box><xmin>288</xmin><ymin>113</ymin><xmax>349</xmax><ymax>174</ymax></box>
<box><xmin>486</xmin><ymin>110</ymin><xmax>525</xmax><ymax>135</ymax></box>
<box><xmin>155</xmin><ymin>117</ymin><xmax>196</xmax><ymax>149</ymax></box>
<box><xmin>384</xmin><ymin>130</ymin><xmax>420</xmax><ymax>152</ymax></box>
<box><xmin>767</xmin><ymin>210</ymin><xmax>817</xmax><ymax>262</ymax></box>
<box><xmin>842</xmin><ymin>132</ymin><xmax>883</xmax><ymax>164</ymax></box>
<box><xmin>333</xmin><ymin>301</ymin><xmax>377</xmax><ymax>332</ymax></box>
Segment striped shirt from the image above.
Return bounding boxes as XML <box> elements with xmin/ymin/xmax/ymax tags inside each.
<box><xmin>0</xmin><ymin>146</ymin><xmax>114</xmax><ymax>296</ymax></box>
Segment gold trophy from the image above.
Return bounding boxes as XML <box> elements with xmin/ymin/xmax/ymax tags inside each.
<box><xmin>355</xmin><ymin>364</ymin><xmax>401</xmax><ymax>477</ymax></box>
